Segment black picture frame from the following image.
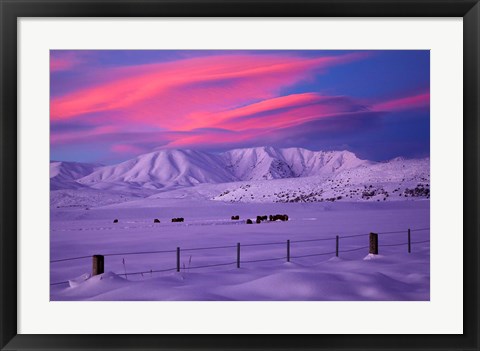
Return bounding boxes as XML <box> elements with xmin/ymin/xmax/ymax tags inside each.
<box><xmin>1</xmin><ymin>0</ymin><xmax>479</xmax><ymax>350</ymax></box>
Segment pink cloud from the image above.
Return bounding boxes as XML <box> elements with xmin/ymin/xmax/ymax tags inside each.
<box><xmin>199</xmin><ymin>93</ymin><xmax>367</xmax><ymax>131</ymax></box>
<box><xmin>50</xmin><ymin>52</ymin><xmax>85</xmax><ymax>72</ymax></box>
<box><xmin>52</xmin><ymin>90</ymin><xmax>429</xmax><ymax>154</ymax></box>
<box><xmin>50</xmin><ymin>52</ymin><xmax>380</xmax><ymax>154</ymax></box>
<box><xmin>50</xmin><ymin>52</ymin><xmax>367</xmax><ymax>125</ymax></box>
<box><xmin>373</xmin><ymin>93</ymin><xmax>430</xmax><ymax>112</ymax></box>
<box><xmin>50</xmin><ymin>91</ymin><xmax>370</xmax><ymax>152</ymax></box>
<box><xmin>183</xmin><ymin>93</ymin><xmax>322</xmax><ymax>129</ymax></box>
<box><xmin>50</xmin><ymin>125</ymin><xmax>119</xmax><ymax>145</ymax></box>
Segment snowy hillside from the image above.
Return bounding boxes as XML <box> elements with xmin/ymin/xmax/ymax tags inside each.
<box><xmin>212</xmin><ymin>159</ymin><xmax>430</xmax><ymax>202</ymax></box>
<box><xmin>77</xmin><ymin>149</ymin><xmax>236</xmax><ymax>190</ymax></box>
<box><xmin>222</xmin><ymin>147</ymin><xmax>370</xmax><ymax>180</ymax></box>
<box><xmin>50</xmin><ymin>161</ymin><xmax>101</xmax><ymax>190</ymax></box>
<box><xmin>50</xmin><ymin>188</ymin><xmax>148</xmax><ymax>209</ymax></box>
<box><xmin>75</xmin><ymin>147</ymin><xmax>370</xmax><ymax>190</ymax></box>
<box><xmin>146</xmin><ymin>157</ymin><xmax>429</xmax><ymax>204</ymax></box>
<box><xmin>51</xmin><ymin>147</ymin><xmax>429</xmax><ymax>207</ymax></box>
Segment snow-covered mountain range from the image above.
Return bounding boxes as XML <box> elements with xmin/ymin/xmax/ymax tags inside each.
<box><xmin>54</xmin><ymin>147</ymin><xmax>370</xmax><ymax>190</ymax></box>
<box><xmin>51</xmin><ymin>147</ymin><xmax>430</xmax><ymax>206</ymax></box>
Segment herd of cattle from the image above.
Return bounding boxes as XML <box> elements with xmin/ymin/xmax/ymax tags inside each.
<box><xmin>248</xmin><ymin>214</ymin><xmax>289</xmax><ymax>224</ymax></box>
<box><xmin>232</xmin><ymin>214</ymin><xmax>290</xmax><ymax>224</ymax></box>
<box><xmin>112</xmin><ymin>214</ymin><xmax>289</xmax><ymax>224</ymax></box>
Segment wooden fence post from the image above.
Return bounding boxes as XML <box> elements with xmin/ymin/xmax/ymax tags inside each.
<box><xmin>369</xmin><ymin>233</ymin><xmax>378</xmax><ymax>255</ymax></box>
<box><xmin>336</xmin><ymin>236</ymin><xmax>339</xmax><ymax>257</ymax></box>
<box><xmin>408</xmin><ymin>228</ymin><xmax>411</xmax><ymax>253</ymax></box>
<box><xmin>176</xmin><ymin>247</ymin><xmax>180</xmax><ymax>272</ymax></box>
<box><xmin>287</xmin><ymin>240</ymin><xmax>290</xmax><ymax>262</ymax></box>
<box><xmin>237</xmin><ymin>243</ymin><xmax>241</xmax><ymax>268</ymax></box>
<box><xmin>92</xmin><ymin>255</ymin><xmax>104</xmax><ymax>276</ymax></box>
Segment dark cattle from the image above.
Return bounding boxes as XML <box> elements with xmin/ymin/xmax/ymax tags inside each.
<box><xmin>113</xmin><ymin>219</ymin><xmax>118</xmax><ymax>223</ymax></box>
<box><xmin>231</xmin><ymin>215</ymin><xmax>240</xmax><ymax>220</ymax></box>
<box><xmin>256</xmin><ymin>215</ymin><xmax>268</xmax><ymax>222</ymax></box>
<box><xmin>154</xmin><ymin>219</ymin><xmax>160</xmax><ymax>223</ymax></box>
<box><xmin>256</xmin><ymin>218</ymin><xmax>261</xmax><ymax>224</ymax></box>
<box><xmin>171</xmin><ymin>217</ymin><xmax>184</xmax><ymax>223</ymax></box>
<box><xmin>246</xmin><ymin>219</ymin><xmax>253</xmax><ymax>224</ymax></box>
<box><xmin>269</xmin><ymin>214</ymin><xmax>289</xmax><ymax>221</ymax></box>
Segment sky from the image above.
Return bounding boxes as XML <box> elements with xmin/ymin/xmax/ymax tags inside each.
<box><xmin>50</xmin><ymin>50</ymin><xmax>430</xmax><ymax>164</ymax></box>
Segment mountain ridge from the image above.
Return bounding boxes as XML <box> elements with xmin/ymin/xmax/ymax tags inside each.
<box><xmin>50</xmin><ymin>161</ymin><xmax>102</xmax><ymax>190</ymax></box>
<box><xmin>50</xmin><ymin>147</ymin><xmax>429</xmax><ymax>195</ymax></box>
<box><xmin>72</xmin><ymin>147</ymin><xmax>372</xmax><ymax>190</ymax></box>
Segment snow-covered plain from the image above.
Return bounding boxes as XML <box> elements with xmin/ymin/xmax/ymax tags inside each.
<box><xmin>51</xmin><ymin>200</ymin><xmax>429</xmax><ymax>301</ymax></box>
<box><xmin>50</xmin><ymin>147</ymin><xmax>430</xmax><ymax>301</ymax></box>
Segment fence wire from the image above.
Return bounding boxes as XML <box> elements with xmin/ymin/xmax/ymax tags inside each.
<box><xmin>104</xmin><ymin>249</ymin><xmax>176</xmax><ymax>257</ymax></box>
<box><xmin>188</xmin><ymin>262</ymin><xmax>236</xmax><ymax>270</ymax></box>
<box><xmin>242</xmin><ymin>241</ymin><xmax>285</xmax><ymax>247</ymax></box>
<box><xmin>118</xmin><ymin>267</ymin><xmax>177</xmax><ymax>276</ymax></box>
<box><xmin>182</xmin><ymin>245</ymin><xmax>236</xmax><ymax>252</ymax></box>
<box><xmin>291</xmin><ymin>251</ymin><xmax>337</xmax><ymax>259</ymax></box>
<box><xmin>242</xmin><ymin>256</ymin><xmax>287</xmax><ymax>263</ymax></box>
<box><xmin>340</xmin><ymin>233</ymin><xmax>370</xmax><ymax>239</ymax></box>
<box><xmin>292</xmin><ymin>237</ymin><xmax>336</xmax><ymax>243</ymax></box>
<box><xmin>381</xmin><ymin>242</ymin><xmax>409</xmax><ymax>247</ymax></box>
<box><xmin>339</xmin><ymin>245</ymin><xmax>371</xmax><ymax>253</ymax></box>
<box><xmin>50</xmin><ymin>255</ymin><xmax>92</xmax><ymax>263</ymax></box>
<box><xmin>411</xmin><ymin>239</ymin><xmax>430</xmax><ymax>244</ymax></box>
<box><xmin>50</xmin><ymin>227</ymin><xmax>430</xmax><ymax>286</ymax></box>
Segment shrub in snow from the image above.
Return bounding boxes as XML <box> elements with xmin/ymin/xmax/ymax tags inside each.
<box><xmin>404</xmin><ymin>185</ymin><xmax>430</xmax><ymax>198</ymax></box>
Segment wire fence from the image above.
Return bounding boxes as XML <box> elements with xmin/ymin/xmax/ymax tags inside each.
<box><xmin>50</xmin><ymin>227</ymin><xmax>430</xmax><ymax>286</ymax></box>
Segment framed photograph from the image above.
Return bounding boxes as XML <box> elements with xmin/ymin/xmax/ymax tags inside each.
<box><xmin>1</xmin><ymin>0</ymin><xmax>478</xmax><ymax>350</ymax></box>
